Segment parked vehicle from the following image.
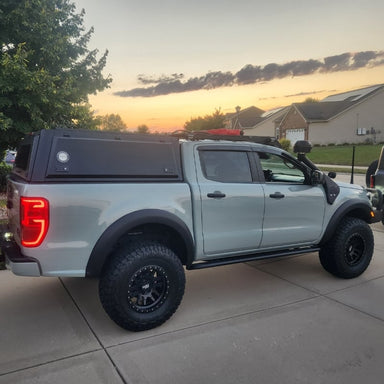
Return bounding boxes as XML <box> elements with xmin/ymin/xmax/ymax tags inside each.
<box><xmin>366</xmin><ymin>159</ymin><xmax>379</xmax><ymax>187</ymax></box>
<box><xmin>1</xmin><ymin>129</ymin><xmax>382</xmax><ymax>331</ymax></box>
<box><xmin>3</xmin><ymin>150</ymin><xmax>16</xmax><ymax>166</ymax></box>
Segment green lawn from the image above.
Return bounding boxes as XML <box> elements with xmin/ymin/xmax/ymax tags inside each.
<box><xmin>305</xmin><ymin>144</ymin><xmax>382</xmax><ymax>167</ymax></box>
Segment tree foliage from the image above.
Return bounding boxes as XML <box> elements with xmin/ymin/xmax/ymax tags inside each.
<box><xmin>0</xmin><ymin>0</ymin><xmax>112</xmax><ymax>152</ymax></box>
<box><xmin>98</xmin><ymin>114</ymin><xmax>127</xmax><ymax>132</ymax></box>
<box><xmin>304</xmin><ymin>97</ymin><xmax>319</xmax><ymax>103</ymax></box>
<box><xmin>136</xmin><ymin>124</ymin><xmax>150</xmax><ymax>134</ymax></box>
<box><xmin>278</xmin><ymin>138</ymin><xmax>291</xmax><ymax>151</ymax></box>
<box><xmin>184</xmin><ymin>108</ymin><xmax>225</xmax><ymax>132</ymax></box>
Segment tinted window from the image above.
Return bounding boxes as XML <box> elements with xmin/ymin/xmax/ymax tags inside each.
<box><xmin>14</xmin><ymin>144</ymin><xmax>31</xmax><ymax>171</ymax></box>
<box><xmin>200</xmin><ymin>150</ymin><xmax>253</xmax><ymax>183</ymax></box>
<box><xmin>258</xmin><ymin>152</ymin><xmax>305</xmax><ymax>183</ymax></box>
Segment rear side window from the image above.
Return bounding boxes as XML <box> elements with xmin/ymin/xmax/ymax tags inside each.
<box><xmin>14</xmin><ymin>144</ymin><xmax>31</xmax><ymax>171</ymax></box>
<box><xmin>199</xmin><ymin>150</ymin><xmax>253</xmax><ymax>183</ymax></box>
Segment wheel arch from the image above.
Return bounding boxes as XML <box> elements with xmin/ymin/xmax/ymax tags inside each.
<box><xmin>86</xmin><ymin>209</ymin><xmax>195</xmax><ymax>277</ymax></box>
<box><xmin>320</xmin><ymin>201</ymin><xmax>373</xmax><ymax>245</ymax></box>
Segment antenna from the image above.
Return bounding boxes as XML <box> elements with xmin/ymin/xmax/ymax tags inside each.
<box><xmin>350</xmin><ymin>146</ymin><xmax>355</xmax><ymax>184</ymax></box>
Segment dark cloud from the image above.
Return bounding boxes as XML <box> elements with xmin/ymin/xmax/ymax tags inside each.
<box><xmin>114</xmin><ymin>50</ymin><xmax>384</xmax><ymax>98</ymax></box>
<box><xmin>137</xmin><ymin>73</ymin><xmax>184</xmax><ymax>85</ymax></box>
<box><xmin>323</xmin><ymin>53</ymin><xmax>352</xmax><ymax>72</ymax></box>
<box><xmin>352</xmin><ymin>51</ymin><xmax>377</xmax><ymax>68</ymax></box>
<box><xmin>280</xmin><ymin>59</ymin><xmax>323</xmax><ymax>77</ymax></box>
<box><xmin>235</xmin><ymin>64</ymin><xmax>262</xmax><ymax>85</ymax></box>
<box><xmin>284</xmin><ymin>90</ymin><xmax>327</xmax><ymax>98</ymax></box>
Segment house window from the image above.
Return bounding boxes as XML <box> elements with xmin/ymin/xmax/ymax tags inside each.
<box><xmin>357</xmin><ymin>128</ymin><xmax>367</xmax><ymax>135</ymax></box>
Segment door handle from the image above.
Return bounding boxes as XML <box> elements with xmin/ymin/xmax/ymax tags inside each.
<box><xmin>207</xmin><ymin>191</ymin><xmax>226</xmax><ymax>199</ymax></box>
<box><xmin>269</xmin><ymin>192</ymin><xmax>285</xmax><ymax>199</ymax></box>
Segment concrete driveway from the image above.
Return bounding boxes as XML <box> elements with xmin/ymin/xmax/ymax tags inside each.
<box><xmin>1</xmin><ymin>173</ymin><xmax>384</xmax><ymax>383</ymax></box>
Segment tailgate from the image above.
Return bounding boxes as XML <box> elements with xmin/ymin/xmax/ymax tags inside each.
<box><xmin>6</xmin><ymin>178</ymin><xmax>27</xmax><ymax>244</ymax></box>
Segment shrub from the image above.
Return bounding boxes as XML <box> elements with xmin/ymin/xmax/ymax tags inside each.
<box><xmin>0</xmin><ymin>162</ymin><xmax>11</xmax><ymax>193</ymax></box>
<box><xmin>279</xmin><ymin>138</ymin><xmax>291</xmax><ymax>151</ymax></box>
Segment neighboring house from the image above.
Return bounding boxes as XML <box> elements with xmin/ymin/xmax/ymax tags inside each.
<box><xmin>242</xmin><ymin>107</ymin><xmax>289</xmax><ymax>137</ymax></box>
<box><xmin>278</xmin><ymin>84</ymin><xmax>384</xmax><ymax>145</ymax></box>
<box><xmin>224</xmin><ymin>106</ymin><xmax>265</xmax><ymax>130</ymax></box>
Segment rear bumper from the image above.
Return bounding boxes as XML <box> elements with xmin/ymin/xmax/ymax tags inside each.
<box><xmin>0</xmin><ymin>225</ymin><xmax>41</xmax><ymax>276</ymax></box>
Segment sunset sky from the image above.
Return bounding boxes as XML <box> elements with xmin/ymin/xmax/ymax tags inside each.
<box><xmin>73</xmin><ymin>0</ymin><xmax>384</xmax><ymax>132</ymax></box>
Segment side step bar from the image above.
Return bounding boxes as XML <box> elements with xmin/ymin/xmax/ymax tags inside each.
<box><xmin>187</xmin><ymin>247</ymin><xmax>320</xmax><ymax>270</ymax></box>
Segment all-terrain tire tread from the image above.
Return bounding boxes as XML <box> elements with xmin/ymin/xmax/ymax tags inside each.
<box><xmin>99</xmin><ymin>241</ymin><xmax>185</xmax><ymax>331</ymax></box>
<box><xmin>319</xmin><ymin>217</ymin><xmax>373</xmax><ymax>279</ymax></box>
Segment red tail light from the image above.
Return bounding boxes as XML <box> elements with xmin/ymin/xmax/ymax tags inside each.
<box><xmin>370</xmin><ymin>175</ymin><xmax>375</xmax><ymax>188</ymax></box>
<box><xmin>20</xmin><ymin>197</ymin><xmax>49</xmax><ymax>247</ymax></box>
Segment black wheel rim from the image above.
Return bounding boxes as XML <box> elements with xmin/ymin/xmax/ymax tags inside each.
<box><xmin>344</xmin><ymin>234</ymin><xmax>365</xmax><ymax>266</ymax></box>
<box><xmin>127</xmin><ymin>265</ymin><xmax>169</xmax><ymax>313</ymax></box>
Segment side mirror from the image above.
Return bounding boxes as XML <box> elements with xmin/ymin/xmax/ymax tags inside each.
<box><xmin>311</xmin><ymin>170</ymin><xmax>324</xmax><ymax>185</ymax></box>
<box><xmin>328</xmin><ymin>171</ymin><xmax>336</xmax><ymax>179</ymax></box>
<box><xmin>293</xmin><ymin>140</ymin><xmax>313</xmax><ymax>154</ymax></box>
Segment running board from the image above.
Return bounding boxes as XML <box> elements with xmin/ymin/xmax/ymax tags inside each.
<box><xmin>187</xmin><ymin>247</ymin><xmax>320</xmax><ymax>270</ymax></box>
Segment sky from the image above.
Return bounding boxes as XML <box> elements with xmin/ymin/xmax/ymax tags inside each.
<box><xmin>73</xmin><ymin>0</ymin><xmax>384</xmax><ymax>132</ymax></box>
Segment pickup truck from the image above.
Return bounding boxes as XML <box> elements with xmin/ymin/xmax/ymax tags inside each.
<box><xmin>1</xmin><ymin>129</ymin><xmax>382</xmax><ymax>331</ymax></box>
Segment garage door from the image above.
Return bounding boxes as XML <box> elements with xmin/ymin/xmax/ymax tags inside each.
<box><xmin>286</xmin><ymin>129</ymin><xmax>305</xmax><ymax>145</ymax></box>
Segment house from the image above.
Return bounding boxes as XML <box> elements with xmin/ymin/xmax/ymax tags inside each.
<box><xmin>224</xmin><ymin>106</ymin><xmax>265</xmax><ymax>130</ymax></box>
<box><xmin>278</xmin><ymin>84</ymin><xmax>384</xmax><ymax>145</ymax></box>
<box><xmin>242</xmin><ymin>107</ymin><xmax>290</xmax><ymax>137</ymax></box>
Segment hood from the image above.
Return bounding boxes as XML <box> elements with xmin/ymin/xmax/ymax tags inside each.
<box><xmin>336</xmin><ymin>181</ymin><xmax>365</xmax><ymax>190</ymax></box>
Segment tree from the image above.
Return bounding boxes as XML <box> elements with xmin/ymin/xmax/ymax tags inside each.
<box><xmin>136</xmin><ymin>124</ymin><xmax>150</xmax><ymax>134</ymax></box>
<box><xmin>184</xmin><ymin>108</ymin><xmax>225</xmax><ymax>132</ymax></box>
<box><xmin>304</xmin><ymin>97</ymin><xmax>319</xmax><ymax>103</ymax></box>
<box><xmin>0</xmin><ymin>0</ymin><xmax>112</xmax><ymax>153</ymax></box>
<box><xmin>98</xmin><ymin>114</ymin><xmax>127</xmax><ymax>132</ymax></box>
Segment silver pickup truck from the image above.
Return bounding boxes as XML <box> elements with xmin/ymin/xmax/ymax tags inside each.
<box><xmin>1</xmin><ymin>129</ymin><xmax>382</xmax><ymax>331</ymax></box>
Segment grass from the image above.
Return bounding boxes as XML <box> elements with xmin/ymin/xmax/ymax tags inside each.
<box><xmin>305</xmin><ymin>144</ymin><xmax>382</xmax><ymax>167</ymax></box>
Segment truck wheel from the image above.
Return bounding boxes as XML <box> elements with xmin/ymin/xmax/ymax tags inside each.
<box><xmin>319</xmin><ymin>217</ymin><xmax>374</xmax><ymax>279</ymax></box>
<box><xmin>99</xmin><ymin>241</ymin><xmax>185</xmax><ymax>331</ymax></box>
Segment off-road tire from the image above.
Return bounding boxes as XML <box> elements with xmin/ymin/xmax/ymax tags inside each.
<box><xmin>99</xmin><ymin>241</ymin><xmax>185</xmax><ymax>331</ymax></box>
<box><xmin>319</xmin><ymin>217</ymin><xmax>374</xmax><ymax>279</ymax></box>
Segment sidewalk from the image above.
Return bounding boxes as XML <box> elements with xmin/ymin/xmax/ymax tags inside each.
<box><xmin>317</xmin><ymin>164</ymin><xmax>367</xmax><ymax>170</ymax></box>
<box><xmin>1</xmin><ymin>220</ymin><xmax>384</xmax><ymax>383</ymax></box>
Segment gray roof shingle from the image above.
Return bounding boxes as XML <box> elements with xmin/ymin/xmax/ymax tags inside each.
<box><xmin>295</xmin><ymin>101</ymin><xmax>354</xmax><ymax>121</ymax></box>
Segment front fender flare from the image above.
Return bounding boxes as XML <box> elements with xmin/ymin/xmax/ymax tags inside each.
<box><xmin>320</xmin><ymin>201</ymin><xmax>372</xmax><ymax>245</ymax></box>
<box><xmin>86</xmin><ymin>209</ymin><xmax>194</xmax><ymax>277</ymax></box>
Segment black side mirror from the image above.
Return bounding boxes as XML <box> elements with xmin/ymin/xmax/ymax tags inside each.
<box><xmin>328</xmin><ymin>171</ymin><xmax>336</xmax><ymax>179</ymax></box>
<box><xmin>293</xmin><ymin>140</ymin><xmax>312</xmax><ymax>154</ymax></box>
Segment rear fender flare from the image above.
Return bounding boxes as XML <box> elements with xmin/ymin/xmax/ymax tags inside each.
<box><xmin>86</xmin><ymin>209</ymin><xmax>194</xmax><ymax>277</ymax></box>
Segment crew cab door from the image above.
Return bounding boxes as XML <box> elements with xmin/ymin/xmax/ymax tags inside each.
<box><xmin>194</xmin><ymin>145</ymin><xmax>265</xmax><ymax>256</ymax></box>
<box><xmin>256</xmin><ymin>151</ymin><xmax>326</xmax><ymax>248</ymax></box>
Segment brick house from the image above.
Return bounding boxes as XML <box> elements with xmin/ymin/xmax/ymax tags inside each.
<box><xmin>278</xmin><ymin>84</ymin><xmax>384</xmax><ymax>145</ymax></box>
